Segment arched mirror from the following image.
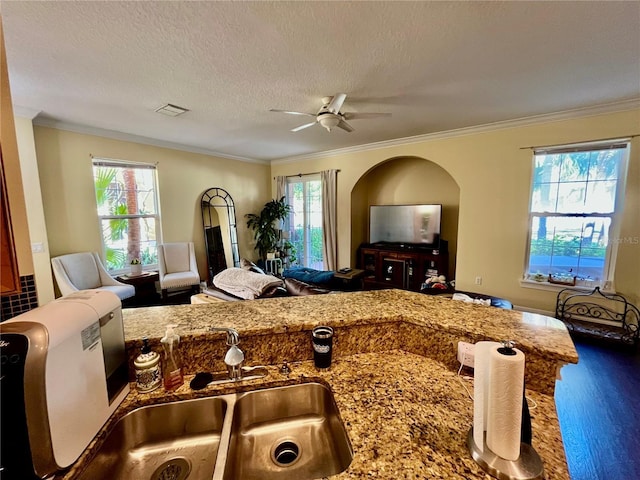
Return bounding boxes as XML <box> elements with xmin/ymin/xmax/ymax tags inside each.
<box><xmin>200</xmin><ymin>187</ymin><xmax>240</xmax><ymax>285</ymax></box>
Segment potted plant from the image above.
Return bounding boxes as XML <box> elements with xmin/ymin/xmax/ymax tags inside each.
<box><xmin>245</xmin><ymin>197</ymin><xmax>291</xmax><ymax>261</ymax></box>
<box><xmin>130</xmin><ymin>258</ymin><xmax>142</xmax><ymax>276</ymax></box>
<box><xmin>279</xmin><ymin>239</ymin><xmax>297</xmax><ymax>268</ymax></box>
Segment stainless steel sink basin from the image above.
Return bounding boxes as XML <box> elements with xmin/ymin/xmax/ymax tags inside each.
<box><xmin>77</xmin><ymin>396</ymin><xmax>227</xmax><ymax>480</ymax></box>
<box><xmin>78</xmin><ymin>382</ymin><xmax>352</xmax><ymax>480</ymax></box>
<box><xmin>221</xmin><ymin>383</ymin><xmax>353</xmax><ymax>480</ymax></box>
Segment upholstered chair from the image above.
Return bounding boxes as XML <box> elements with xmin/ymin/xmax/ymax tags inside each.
<box><xmin>51</xmin><ymin>252</ymin><xmax>135</xmax><ymax>301</ymax></box>
<box><xmin>157</xmin><ymin>242</ymin><xmax>200</xmax><ymax>298</ymax></box>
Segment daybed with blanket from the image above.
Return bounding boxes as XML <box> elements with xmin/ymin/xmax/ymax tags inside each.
<box><xmin>200</xmin><ymin>265</ymin><xmax>335</xmax><ymax>302</ymax></box>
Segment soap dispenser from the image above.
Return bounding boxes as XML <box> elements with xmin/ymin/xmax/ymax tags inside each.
<box><xmin>134</xmin><ymin>337</ymin><xmax>162</xmax><ymax>393</ymax></box>
<box><xmin>161</xmin><ymin>324</ymin><xmax>184</xmax><ymax>391</ymax></box>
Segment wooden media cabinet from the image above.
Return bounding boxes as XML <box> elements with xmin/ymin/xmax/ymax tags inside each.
<box><xmin>358</xmin><ymin>242</ymin><xmax>449</xmax><ymax>292</ymax></box>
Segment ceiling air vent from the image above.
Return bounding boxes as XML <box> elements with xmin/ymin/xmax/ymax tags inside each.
<box><xmin>155</xmin><ymin>103</ymin><xmax>189</xmax><ymax>117</ymax></box>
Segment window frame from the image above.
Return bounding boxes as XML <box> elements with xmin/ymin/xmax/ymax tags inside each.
<box><xmin>285</xmin><ymin>173</ymin><xmax>324</xmax><ymax>269</ymax></box>
<box><xmin>522</xmin><ymin>139</ymin><xmax>630</xmax><ymax>293</ymax></box>
<box><xmin>92</xmin><ymin>158</ymin><xmax>162</xmax><ymax>274</ymax></box>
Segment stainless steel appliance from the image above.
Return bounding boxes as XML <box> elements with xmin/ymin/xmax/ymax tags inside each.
<box><xmin>0</xmin><ymin>290</ymin><xmax>130</xmax><ymax>479</ymax></box>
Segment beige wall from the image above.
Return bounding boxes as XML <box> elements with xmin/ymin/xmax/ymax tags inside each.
<box><xmin>14</xmin><ymin>116</ymin><xmax>55</xmax><ymax>304</ymax></box>
<box><xmin>271</xmin><ymin>109</ymin><xmax>640</xmax><ymax>311</ymax></box>
<box><xmin>34</xmin><ymin>127</ymin><xmax>271</xmax><ymax>283</ymax></box>
<box><xmin>351</xmin><ymin>156</ymin><xmax>460</xmax><ymax>278</ymax></box>
<box><xmin>1</xmin><ymin>19</ymin><xmax>33</xmax><ymax>277</ymax></box>
<box><xmin>15</xmin><ymin>107</ymin><xmax>640</xmax><ymax>312</ymax></box>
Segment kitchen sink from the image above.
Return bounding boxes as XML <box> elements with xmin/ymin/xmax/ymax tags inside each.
<box><xmin>78</xmin><ymin>383</ymin><xmax>352</xmax><ymax>480</ymax></box>
<box><xmin>221</xmin><ymin>383</ymin><xmax>353</xmax><ymax>480</ymax></box>
<box><xmin>77</xmin><ymin>396</ymin><xmax>227</xmax><ymax>480</ymax></box>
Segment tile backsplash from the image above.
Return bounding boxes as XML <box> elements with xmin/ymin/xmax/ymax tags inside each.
<box><xmin>1</xmin><ymin>275</ymin><xmax>39</xmax><ymax>321</ymax></box>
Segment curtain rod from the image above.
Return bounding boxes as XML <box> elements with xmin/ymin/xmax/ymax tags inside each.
<box><xmin>273</xmin><ymin>169</ymin><xmax>340</xmax><ymax>180</ymax></box>
<box><xmin>520</xmin><ymin>134</ymin><xmax>639</xmax><ymax>151</ymax></box>
<box><xmin>90</xmin><ymin>154</ymin><xmax>159</xmax><ymax>167</ymax></box>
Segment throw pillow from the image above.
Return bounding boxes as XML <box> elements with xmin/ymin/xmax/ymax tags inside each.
<box><xmin>240</xmin><ymin>258</ymin><xmax>265</xmax><ymax>275</ymax></box>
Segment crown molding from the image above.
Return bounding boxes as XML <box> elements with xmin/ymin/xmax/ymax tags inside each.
<box><xmin>23</xmin><ymin>97</ymin><xmax>638</xmax><ymax>166</ymax></box>
<box><xmin>13</xmin><ymin>105</ymin><xmax>41</xmax><ymax>120</ymax></box>
<box><xmin>271</xmin><ymin>97</ymin><xmax>640</xmax><ymax>165</ymax></box>
<box><xmin>31</xmin><ymin>117</ymin><xmax>268</xmax><ymax>164</ymax></box>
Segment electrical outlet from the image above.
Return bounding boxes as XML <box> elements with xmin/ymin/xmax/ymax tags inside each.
<box><xmin>457</xmin><ymin>341</ymin><xmax>475</xmax><ymax>368</ymax></box>
<box><xmin>475</xmin><ymin>276</ymin><xmax>482</xmax><ymax>285</ymax></box>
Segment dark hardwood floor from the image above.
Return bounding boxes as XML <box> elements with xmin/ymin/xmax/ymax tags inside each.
<box><xmin>555</xmin><ymin>337</ymin><xmax>640</xmax><ymax>480</ymax></box>
<box><xmin>124</xmin><ymin>286</ymin><xmax>198</xmax><ymax>308</ymax></box>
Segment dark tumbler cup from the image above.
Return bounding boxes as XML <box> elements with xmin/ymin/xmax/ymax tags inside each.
<box><xmin>312</xmin><ymin>326</ymin><xmax>334</xmax><ymax>370</ymax></box>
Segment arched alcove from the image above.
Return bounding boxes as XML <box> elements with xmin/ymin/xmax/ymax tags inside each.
<box><xmin>351</xmin><ymin>156</ymin><xmax>460</xmax><ymax>281</ymax></box>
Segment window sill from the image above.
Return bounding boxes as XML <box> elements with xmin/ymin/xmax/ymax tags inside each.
<box><xmin>519</xmin><ymin>279</ymin><xmax>615</xmax><ymax>295</ymax></box>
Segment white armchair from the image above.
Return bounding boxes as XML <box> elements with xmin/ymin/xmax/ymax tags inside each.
<box><xmin>51</xmin><ymin>252</ymin><xmax>135</xmax><ymax>301</ymax></box>
<box><xmin>157</xmin><ymin>242</ymin><xmax>200</xmax><ymax>298</ymax></box>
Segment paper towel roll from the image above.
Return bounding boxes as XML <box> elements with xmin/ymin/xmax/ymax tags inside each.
<box><xmin>486</xmin><ymin>345</ymin><xmax>525</xmax><ymax>461</ymax></box>
<box><xmin>472</xmin><ymin>341</ymin><xmax>501</xmax><ymax>452</ymax></box>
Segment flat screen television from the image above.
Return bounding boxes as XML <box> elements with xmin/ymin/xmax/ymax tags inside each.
<box><xmin>369</xmin><ymin>204</ymin><xmax>442</xmax><ymax>247</ymax></box>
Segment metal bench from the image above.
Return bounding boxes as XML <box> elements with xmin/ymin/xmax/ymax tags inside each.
<box><xmin>555</xmin><ymin>287</ymin><xmax>640</xmax><ymax>347</ymax></box>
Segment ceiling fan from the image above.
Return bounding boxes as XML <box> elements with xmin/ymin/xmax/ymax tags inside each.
<box><xmin>270</xmin><ymin>93</ymin><xmax>391</xmax><ymax>132</ymax></box>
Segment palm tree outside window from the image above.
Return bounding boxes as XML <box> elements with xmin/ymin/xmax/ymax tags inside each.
<box><xmin>525</xmin><ymin>140</ymin><xmax>630</xmax><ymax>289</ymax></box>
<box><xmin>92</xmin><ymin>159</ymin><xmax>161</xmax><ymax>273</ymax></box>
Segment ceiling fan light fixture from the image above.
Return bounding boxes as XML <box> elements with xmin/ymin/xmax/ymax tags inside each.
<box><xmin>318</xmin><ymin>115</ymin><xmax>340</xmax><ymax>131</ymax></box>
<box><xmin>271</xmin><ymin>93</ymin><xmax>389</xmax><ymax>133</ymax></box>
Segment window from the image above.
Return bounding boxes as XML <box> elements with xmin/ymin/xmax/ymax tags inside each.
<box><xmin>525</xmin><ymin>140</ymin><xmax>629</xmax><ymax>288</ymax></box>
<box><xmin>286</xmin><ymin>174</ymin><xmax>324</xmax><ymax>269</ymax></box>
<box><xmin>92</xmin><ymin>159</ymin><xmax>160</xmax><ymax>272</ymax></box>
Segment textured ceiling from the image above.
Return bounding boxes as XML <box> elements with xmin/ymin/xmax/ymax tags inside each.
<box><xmin>2</xmin><ymin>1</ymin><xmax>639</xmax><ymax>162</ymax></box>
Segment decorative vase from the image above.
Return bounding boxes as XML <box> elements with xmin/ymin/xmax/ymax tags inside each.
<box><xmin>130</xmin><ymin>264</ymin><xmax>142</xmax><ymax>276</ymax></box>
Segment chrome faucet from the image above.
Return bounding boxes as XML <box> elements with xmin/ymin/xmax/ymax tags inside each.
<box><xmin>211</xmin><ymin>327</ymin><xmax>244</xmax><ymax>379</ymax></box>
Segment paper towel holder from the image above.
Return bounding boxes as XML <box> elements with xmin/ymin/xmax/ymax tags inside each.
<box><xmin>467</xmin><ymin>428</ymin><xmax>544</xmax><ymax>480</ymax></box>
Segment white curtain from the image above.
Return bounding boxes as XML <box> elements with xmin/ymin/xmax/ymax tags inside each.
<box><xmin>275</xmin><ymin>175</ymin><xmax>288</xmax><ymax>233</ymax></box>
<box><xmin>321</xmin><ymin>169</ymin><xmax>338</xmax><ymax>271</ymax></box>
<box><xmin>275</xmin><ymin>175</ymin><xmax>287</xmax><ymax>202</ymax></box>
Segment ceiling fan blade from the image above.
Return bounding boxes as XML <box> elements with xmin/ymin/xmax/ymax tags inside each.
<box><xmin>343</xmin><ymin>112</ymin><xmax>392</xmax><ymax>120</ymax></box>
<box><xmin>327</xmin><ymin>93</ymin><xmax>347</xmax><ymax>113</ymax></box>
<box><xmin>337</xmin><ymin>119</ymin><xmax>354</xmax><ymax>132</ymax></box>
<box><xmin>291</xmin><ymin>121</ymin><xmax>317</xmax><ymax>132</ymax></box>
<box><xmin>270</xmin><ymin>109</ymin><xmax>315</xmax><ymax>117</ymax></box>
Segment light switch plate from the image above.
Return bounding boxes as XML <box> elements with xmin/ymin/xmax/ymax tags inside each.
<box><xmin>457</xmin><ymin>341</ymin><xmax>475</xmax><ymax>368</ymax></box>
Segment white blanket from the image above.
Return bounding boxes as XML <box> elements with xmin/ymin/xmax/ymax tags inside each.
<box><xmin>213</xmin><ymin>267</ymin><xmax>283</xmax><ymax>300</ymax></box>
<box><xmin>452</xmin><ymin>293</ymin><xmax>491</xmax><ymax>306</ymax></box>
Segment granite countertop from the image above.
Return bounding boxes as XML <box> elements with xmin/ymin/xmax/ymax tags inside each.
<box><xmin>60</xmin><ymin>289</ymin><xmax>575</xmax><ymax>479</ymax></box>
<box><xmin>122</xmin><ymin>289</ymin><xmax>578</xmax><ymax>365</ymax></box>
<box><xmin>62</xmin><ymin>350</ymin><xmax>569</xmax><ymax>480</ymax></box>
